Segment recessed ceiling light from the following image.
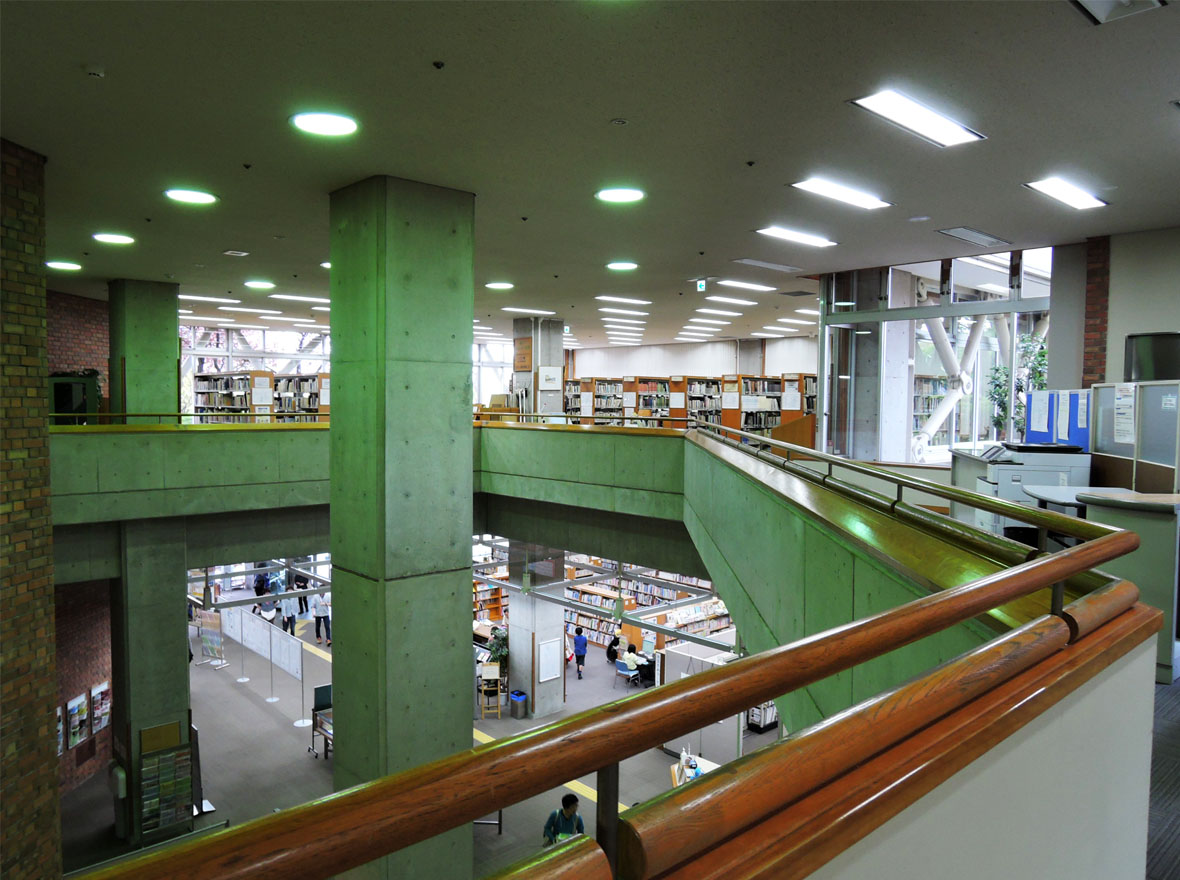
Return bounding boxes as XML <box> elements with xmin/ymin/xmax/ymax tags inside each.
<box><xmin>732</xmin><ymin>258</ymin><xmax>801</xmax><ymax>273</ymax></box>
<box><xmin>751</xmin><ymin>332</ymin><xmax>785</xmax><ymax>338</ymax></box>
<box><xmin>218</xmin><ymin>323</ymin><xmax>270</xmax><ymax>330</ymax></box>
<box><xmin>222</xmin><ymin>250</ymin><xmax>249</xmax><ymax>257</ymax></box>
<box><xmin>320</xmin><ymin>261</ymin><xmax>331</xmax><ymax>269</ymax></box>
<box><xmin>852</xmin><ymin>90</ymin><xmax>984</xmax><ymax>147</ymax></box>
<box><xmin>610</xmin><ymin>341</ymin><xmax>641</xmax><ymax>346</ymax></box>
<box><xmin>679</xmin><ymin>332</ymin><xmax>716</xmax><ymax>338</ymax></box>
<box><xmin>791</xmin><ymin>177</ymin><xmax>891</xmax><ymax>210</ymax></box>
<box><xmin>606</xmin><ymin>261</ymin><xmax>638</xmax><ymax>271</ymax></box>
<box><xmin>796</xmin><ymin>308</ymin><xmax>821</xmax><ymax>316</ymax></box>
<box><xmin>312</xmin><ymin>306</ymin><xmax>331</xmax><ymax>312</ymax></box>
<box><xmin>696</xmin><ymin>308</ymin><xmax>742</xmax><ymax>316</ymax></box>
<box><xmin>269</xmin><ymin>294</ymin><xmax>331</xmax><ymax>303</ymax></box>
<box><xmin>595</xmin><ymin>188</ymin><xmax>645</xmax><ymax>203</ymax></box>
<box><xmin>178</xmin><ymin>294</ymin><xmax>241</xmax><ymax>303</ymax></box>
<box><xmin>777</xmin><ymin>318</ymin><xmax>815</xmax><ymax>325</ymax></box>
<box><xmin>833</xmin><ymin>300</ymin><xmax>856</xmax><ymax>307</ymax></box>
<box><xmin>1024</xmin><ymin>177</ymin><xmax>1107</xmax><ymax>210</ymax></box>
<box><xmin>93</xmin><ymin>233</ymin><xmax>134</xmax><ymax>245</ymax></box>
<box><xmin>485</xmin><ymin>282</ymin><xmax>514</xmax><ymax>290</ymax></box>
<box><xmin>502</xmin><ymin>307</ymin><xmax>556</xmax><ymax>315</ymax></box>
<box><xmin>290</xmin><ymin>112</ymin><xmax>358</xmax><ymax>136</ymax></box>
<box><xmin>855</xmin><ymin>330</ymin><xmax>872</xmax><ymax>335</ymax></box>
<box><xmin>164</xmin><ymin>188</ymin><xmax>218</xmax><ymax>205</ymax></box>
<box><xmin>706</xmin><ymin>295</ymin><xmax>756</xmax><ymax>306</ymax></box>
<box><xmin>218</xmin><ymin>306</ymin><xmax>282</xmax><ymax>314</ymax></box>
<box><xmin>244</xmin><ymin>280</ymin><xmax>275</xmax><ymax>289</ymax></box>
<box><xmin>937</xmin><ymin>227</ymin><xmax>1011</xmax><ymax>248</ymax></box>
<box><xmin>674</xmin><ymin>337</ymin><xmax>703</xmax><ymax>343</ymax></box>
<box><xmin>717</xmin><ymin>279</ymin><xmax>775</xmax><ymax>292</ymax></box>
<box><xmin>756</xmin><ymin>226</ymin><xmax>837</xmax><ymax>248</ymax></box>
<box><xmin>689</xmin><ymin>318</ymin><xmax>730</xmax><ymax>325</ymax></box>
<box><xmin>1074</xmin><ymin>0</ymin><xmax>1165</xmax><ymax>25</ymax></box>
<box><xmin>45</xmin><ymin>261</ymin><xmax>82</xmax><ymax>270</ymax></box>
<box><xmin>598</xmin><ymin>307</ymin><xmax>648</xmax><ymax>316</ymax></box>
<box><xmin>177</xmin><ymin>309</ymin><xmax>192</xmax><ymax>314</ymax></box>
<box><xmin>600</xmin><ymin>318</ymin><xmax>645</xmax><ymax>325</ymax></box>
<box><xmin>596</xmin><ymin>295</ymin><xmax>651</xmax><ymax>305</ymax></box>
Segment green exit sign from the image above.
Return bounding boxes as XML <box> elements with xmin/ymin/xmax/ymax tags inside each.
<box><xmin>696</xmin><ymin>279</ymin><xmax>707</xmax><ymax>292</ymax></box>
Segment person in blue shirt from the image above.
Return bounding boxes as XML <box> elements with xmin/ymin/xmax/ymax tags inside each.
<box><xmin>543</xmin><ymin>794</ymin><xmax>585</xmax><ymax>846</ymax></box>
<box><xmin>573</xmin><ymin>626</ymin><xmax>588</xmax><ymax>680</ymax></box>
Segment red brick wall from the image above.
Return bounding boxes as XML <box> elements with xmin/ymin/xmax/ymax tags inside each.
<box><xmin>1082</xmin><ymin>235</ymin><xmax>1110</xmax><ymax>388</ymax></box>
<box><xmin>48</xmin><ymin>289</ymin><xmax>110</xmax><ymax>403</ymax></box>
<box><xmin>0</xmin><ymin>138</ymin><xmax>62</xmax><ymax>878</ymax></box>
<box><xmin>56</xmin><ymin>580</ymin><xmax>113</xmax><ymax>793</ymax></box>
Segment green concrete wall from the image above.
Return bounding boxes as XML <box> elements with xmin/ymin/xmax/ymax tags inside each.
<box><xmin>477</xmin><ymin>427</ymin><xmax>684</xmax><ymax>520</ymax></box>
<box><xmin>683</xmin><ymin>435</ymin><xmax>996</xmax><ymax>732</ymax></box>
<box><xmin>108</xmin><ymin>279</ymin><xmax>180</xmax><ymax>418</ymax></box>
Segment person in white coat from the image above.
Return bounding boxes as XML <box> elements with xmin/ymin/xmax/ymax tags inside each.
<box><xmin>310</xmin><ymin>591</ymin><xmax>332</xmax><ymax>646</ymax></box>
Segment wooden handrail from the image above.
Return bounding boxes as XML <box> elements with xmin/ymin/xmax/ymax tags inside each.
<box><xmin>615</xmin><ymin>581</ymin><xmax>1139</xmax><ymax>880</ymax></box>
<box><xmin>484</xmin><ymin>837</ymin><xmax>611</xmax><ymax>879</ymax></box>
<box><xmin>86</xmin><ymin>529</ymin><xmax>1137</xmax><ymax>880</ymax></box>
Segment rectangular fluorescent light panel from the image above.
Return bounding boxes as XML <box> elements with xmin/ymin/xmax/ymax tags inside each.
<box><xmin>791</xmin><ymin>177</ymin><xmax>892</xmax><ymax>210</ymax></box>
<box><xmin>502</xmin><ymin>307</ymin><xmax>556</xmax><ymax>315</ymax></box>
<box><xmin>218</xmin><ymin>306</ymin><xmax>282</xmax><ymax>314</ymax></box>
<box><xmin>757</xmin><ymin>226</ymin><xmax>837</xmax><ymax>248</ymax></box>
<box><xmin>674</xmin><ymin>337</ymin><xmax>702</xmax><ymax>343</ymax></box>
<box><xmin>269</xmin><ymin>294</ymin><xmax>331</xmax><ymax>303</ymax></box>
<box><xmin>180</xmin><ymin>315</ymin><xmax>226</xmax><ymax>323</ymax></box>
<box><xmin>598</xmin><ymin>307</ymin><xmax>649</xmax><ymax>316</ymax></box>
<box><xmin>852</xmin><ymin>90</ymin><xmax>984</xmax><ymax>147</ymax></box>
<box><xmin>610</xmin><ymin>341</ymin><xmax>640</xmax><ymax>346</ymax></box>
<box><xmin>763</xmin><ymin>325</ymin><xmax>798</xmax><ymax>332</ymax></box>
<box><xmin>937</xmin><ymin>227</ymin><xmax>1011</xmax><ymax>248</ymax></box>
<box><xmin>751</xmin><ymin>332</ymin><xmax>784</xmax><ymax>338</ymax></box>
<box><xmin>595</xmin><ymin>295</ymin><xmax>652</xmax><ymax>305</ymax></box>
<box><xmin>706</xmin><ymin>295</ymin><xmax>757</xmax><ymax>306</ymax></box>
<box><xmin>696</xmin><ymin>308</ymin><xmax>742</xmax><ymax>316</ymax></box>
<box><xmin>777</xmin><ymin>318</ymin><xmax>815</xmax><ymax>326</ymax></box>
<box><xmin>179</xmin><ymin>294</ymin><xmax>240</xmax><ymax>304</ymax></box>
<box><xmin>732</xmin><ymin>258</ymin><xmax>800</xmax><ymax>273</ymax></box>
<box><xmin>796</xmin><ymin>308</ymin><xmax>821</xmax><ymax>316</ymax></box>
<box><xmin>1074</xmin><ymin>0</ymin><xmax>1165</xmax><ymax>25</ymax></box>
<box><xmin>599</xmin><ymin>317</ymin><xmax>645</xmax><ymax>325</ymax></box>
<box><xmin>1025</xmin><ymin>177</ymin><xmax>1107</xmax><ymax>210</ymax></box>
<box><xmin>218</xmin><ymin>323</ymin><xmax>269</xmax><ymax>330</ymax></box>
<box><xmin>263</xmin><ymin>316</ymin><xmax>314</xmax><ymax>322</ymax></box>
<box><xmin>688</xmin><ymin>318</ymin><xmax>730</xmax><ymax>325</ymax></box>
<box><xmin>717</xmin><ymin>279</ymin><xmax>775</xmax><ymax>292</ymax></box>
<box><xmin>312</xmin><ymin>306</ymin><xmax>331</xmax><ymax>312</ymax></box>
<box><xmin>177</xmin><ymin>309</ymin><xmax>192</xmax><ymax>314</ymax></box>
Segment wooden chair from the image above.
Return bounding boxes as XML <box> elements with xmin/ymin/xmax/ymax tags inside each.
<box><xmin>480</xmin><ymin>662</ymin><xmax>502</xmax><ymax>719</ymax></box>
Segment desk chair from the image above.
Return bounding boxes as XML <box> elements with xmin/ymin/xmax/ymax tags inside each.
<box><xmin>479</xmin><ymin>662</ymin><xmax>502</xmax><ymax>719</ymax></box>
<box><xmin>614</xmin><ymin>659</ymin><xmax>640</xmax><ymax>689</ymax></box>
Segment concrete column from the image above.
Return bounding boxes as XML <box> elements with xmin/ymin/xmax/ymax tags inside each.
<box><xmin>110</xmin><ymin>517</ymin><xmax>190</xmax><ymax>845</ymax></box>
<box><xmin>511</xmin><ymin>317</ymin><xmax>564</xmax><ymax>415</ymax></box>
<box><xmin>507</xmin><ymin>591</ymin><xmax>566</xmax><ymax>719</ymax></box>
<box><xmin>329</xmin><ymin>175</ymin><xmax>474</xmax><ymax>878</ymax></box>
<box><xmin>108</xmin><ymin>279</ymin><xmax>180</xmax><ymax>420</ymax></box>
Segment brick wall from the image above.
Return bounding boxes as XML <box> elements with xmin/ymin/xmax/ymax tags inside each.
<box><xmin>56</xmin><ymin>580</ymin><xmax>113</xmax><ymax>793</ymax></box>
<box><xmin>0</xmin><ymin>138</ymin><xmax>62</xmax><ymax>878</ymax></box>
<box><xmin>1082</xmin><ymin>235</ymin><xmax>1110</xmax><ymax>388</ymax></box>
<box><xmin>48</xmin><ymin>289</ymin><xmax>110</xmax><ymax>403</ymax></box>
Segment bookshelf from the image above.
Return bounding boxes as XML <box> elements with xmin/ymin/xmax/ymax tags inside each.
<box><xmin>721</xmin><ymin>375</ymin><xmax>784</xmax><ymax>436</ymax></box>
<box><xmin>683</xmin><ymin>376</ymin><xmax>722</xmax><ymax>425</ymax></box>
<box><xmin>913</xmin><ymin>376</ymin><xmax>949</xmax><ymax>445</ymax></box>
<box><xmin>473</xmin><ymin>580</ymin><xmax>507</xmax><ymax>623</ymax></box>
<box><xmin>662</xmin><ymin>598</ymin><xmax>732</xmax><ymax>644</ymax></box>
<box><xmin>562</xmin><ymin>582</ymin><xmax>635</xmax><ymax>647</ymax></box>
<box><xmin>564</xmin><ymin>379</ymin><xmax>582</xmax><ymax>418</ymax></box>
<box><xmin>623</xmin><ymin>376</ymin><xmax>671</xmax><ymax>427</ymax></box>
<box><xmin>593</xmin><ymin>378</ymin><xmax>624</xmax><ymax>424</ymax></box>
<box><xmin>273</xmin><ymin>373</ymin><xmax>331</xmax><ymax>423</ymax></box>
<box><xmin>193</xmin><ymin>370</ymin><xmax>274</xmax><ymax>424</ymax></box>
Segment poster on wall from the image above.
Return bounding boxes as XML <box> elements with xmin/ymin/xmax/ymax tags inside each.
<box><xmin>67</xmin><ymin>693</ymin><xmax>89</xmax><ymax>749</ymax></box>
<box><xmin>91</xmin><ymin>681</ymin><xmax>112</xmax><ymax>734</ymax></box>
<box><xmin>57</xmin><ymin>706</ymin><xmax>63</xmax><ymax>756</ymax></box>
<box><xmin>513</xmin><ymin>336</ymin><xmax>532</xmax><ymax>371</ymax></box>
<box><xmin>197</xmin><ymin>609</ymin><xmax>225</xmax><ymax>662</ymax></box>
<box><xmin>1114</xmin><ymin>384</ymin><xmax>1137</xmax><ymax>445</ymax></box>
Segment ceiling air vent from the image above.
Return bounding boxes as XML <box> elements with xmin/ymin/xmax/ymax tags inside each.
<box><xmin>1071</xmin><ymin>0</ymin><xmax>1167</xmax><ymax>25</ymax></box>
<box><xmin>937</xmin><ymin>227</ymin><xmax>1011</xmax><ymax>248</ymax></box>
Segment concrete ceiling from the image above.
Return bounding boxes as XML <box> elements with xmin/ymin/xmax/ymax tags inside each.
<box><xmin>2</xmin><ymin>1</ymin><xmax>1178</xmax><ymax>348</ymax></box>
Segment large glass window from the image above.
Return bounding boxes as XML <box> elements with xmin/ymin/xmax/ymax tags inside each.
<box><xmin>473</xmin><ymin>342</ymin><xmax>513</xmax><ymax>406</ymax></box>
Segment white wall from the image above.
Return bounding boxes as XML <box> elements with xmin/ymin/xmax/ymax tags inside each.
<box><xmin>1107</xmin><ymin>226</ymin><xmax>1180</xmax><ymax>383</ymax></box>
<box><xmin>572</xmin><ymin>336</ymin><xmax>817</xmax><ymax>379</ymax></box>
<box><xmin>809</xmin><ymin>639</ymin><xmax>1155</xmax><ymax>880</ymax></box>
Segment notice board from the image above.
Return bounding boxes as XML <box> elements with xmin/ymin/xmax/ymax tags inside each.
<box><xmin>514</xmin><ymin>337</ymin><xmax>533</xmax><ymax>371</ymax></box>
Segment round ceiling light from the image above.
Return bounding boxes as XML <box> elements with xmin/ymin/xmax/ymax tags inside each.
<box><xmin>244</xmin><ymin>280</ymin><xmax>276</xmax><ymax>289</ymax></box>
<box><xmin>606</xmin><ymin>261</ymin><xmax>638</xmax><ymax>271</ymax></box>
<box><xmin>290</xmin><ymin>112</ymin><xmax>358</xmax><ymax>136</ymax></box>
<box><xmin>46</xmin><ymin>261</ymin><xmax>82</xmax><ymax>270</ymax></box>
<box><xmin>595</xmin><ymin>188</ymin><xmax>645</xmax><ymax>203</ymax></box>
<box><xmin>165</xmin><ymin>188</ymin><xmax>218</xmax><ymax>204</ymax></box>
<box><xmin>93</xmin><ymin>233</ymin><xmax>134</xmax><ymax>245</ymax></box>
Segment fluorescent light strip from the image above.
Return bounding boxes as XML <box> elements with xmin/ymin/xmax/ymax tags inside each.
<box><xmin>595</xmin><ymin>295</ymin><xmax>651</xmax><ymax>305</ymax></box>
<box><xmin>179</xmin><ymin>315</ymin><xmax>227</xmax><ymax>323</ymax></box>
<box><xmin>598</xmin><ymin>317</ymin><xmax>645</xmax><ymax>325</ymax></box>
<box><xmin>852</xmin><ymin>89</ymin><xmax>984</xmax><ymax>147</ymax></box>
<box><xmin>763</xmin><ymin>325</ymin><xmax>798</xmax><ymax>332</ymax></box>
<box><xmin>179</xmin><ymin>294</ymin><xmax>240</xmax><ymax>304</ymax></box>
<box><xmin>178</xmin><ymin>309</ymin><xmax>192</xmax><ymax>314</ymax></box>
<box><xmin>777</xmin><ymin>318</ymin><xmax>815</xmax><ymax>326</ymax></box>
<box><xmin>501</xmin><ymin>307</ymin><xmax>556</xmax><ymax>315</ymax></box>
<box><xmin>1025</xmin><ymin>177</ymin><xmax>1107</xmax><ymax>210</ymax></box>
<box><xmin>674</xmin><ymin>337</ymin><xmax>704</xmax><ymax>343</ymax></box>
<box><xmin>696</xmin><ymin>308</ymin><xmax>742</xmax><ymax>316</ymax></box>
<box><xmin>218</xmin><ymin>306</ymin><xmax>282</xmax><ymax>314</ymax></box>
<box><xmin>598</xmin><ymin>307</ymin><xmax>649</xmax><ymax>316</ymax></box>
<box><xmin>218</xmin><ymin>323</ymin><xmax>269</xmax><ymax>330</ymax></box>
<box><xmin>791</xmin><ymin>177</ymin><xmax>891</xmax><ymax>210</ymax></box>
<box><xmin>705</xmin><ymin>296</ymin><xmax>756</xmax><ymax>306</ymax></box>
<box><xmin>688</xmin><ymin>318</ymin><xmax>730</xmax><ymax>325</ymax></box>
<box><xmin>293</xmin><ymin>324</ymin><xmax>330</xmax><ymax>331</ymax></box>
<box><xmin>264</xmin><ymin>316</ymin><xmax>316</xmax><ymax>322</ymax></box>
<box><xmin>757</xmin><ymin>226</ymin><xmax>837</xmax><ymax>248</ymax></box>
<box><xmin>796</xmin><ymin>308</ymin><xmax>821</xmax><ymax>315</ymax></box>
<box><xmin>717</xmin><ymin>279</ymin><xmax>775</xmax><ymax>292</ymax></box>
<box><xmin>679</xmin><ymin>330</ymin><xmax>715</xmax><ymax>337</ymax></box>
<box><xmin>751</xmin><ymin>332</ymin><xmax>784</xmax><ymax>338</ymax></box>
<box><xmin>311</xmin><ymin>306</ymin><xmax>331</xmax><ymax>312</ymax></box>
<box><xmin>269</xmin><ymin>294</ymin><xmax>331</xmax><ymax>303</ymax></box>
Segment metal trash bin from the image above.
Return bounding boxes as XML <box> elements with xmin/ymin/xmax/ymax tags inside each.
<box><xmin>509</xmin><ymin>690</ymin><xmax>528</xmax><ymax>719</ymax></box>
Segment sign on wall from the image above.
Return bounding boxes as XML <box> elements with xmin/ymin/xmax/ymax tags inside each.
<box><xmin>514</xmin><ymin>337</ymin><xmax>533</xmax><ymax>371</ymax></box>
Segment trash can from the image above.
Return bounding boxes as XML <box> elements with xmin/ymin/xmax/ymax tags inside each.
<box><xmin>510</xmin><ymin>690</ymin><xmax>528</xmax><ymax>719</ymax></box>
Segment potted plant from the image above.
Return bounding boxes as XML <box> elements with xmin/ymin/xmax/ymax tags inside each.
<box><xmin>986</xmin><ymin>333</ymin><xmax>1047</xmax><ymax>440</ymax></box>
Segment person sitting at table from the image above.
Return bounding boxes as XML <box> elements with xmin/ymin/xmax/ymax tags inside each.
<box><xmin>623</xmin><ymin>644</ymin><xmax>655</xmax><ymax>686</ymax></box>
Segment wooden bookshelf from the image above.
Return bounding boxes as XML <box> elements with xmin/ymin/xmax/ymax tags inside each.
<box><xmin>623</xmin><ymin>376</ymin><xmax>672</xmax><ymax>427</ymax></box>
<box><xmin>578</xmin><ymin>378</ymin><xmax>595</xmax><ymax>425</ymax></box>
<box><xmin>563</xmin><ymin>379</ymin><xmax>581</xmax><ymax>420</ymax></box>
<box><xmin>721</xmin><ymin>374</ymin><xmax>785</xmax><ymax>436</ymax></box>
<box><xmin>273</xmin><ymin>372</ymin><xmax>331</xmax><ymax>423</ymax></box>
<box><xmin>592</xmin><ymin>378</ymin><xmax>624</xmax><ymax>425</ymax></box>
<box><xmin>684</xmin><ymin>376</ymin><xmax>722</xmax><ymax>425</ymax></box>
<box><xmin>473</xmin><ymin>579</ymin><xmax>507</xmax><ymax>623</ymax></box>
<box><xmin>193</xmin><ymin>370</ymin><xmax>274</xmax><ymax>424</ymax></box>
<box><xmin>562</xmin><ymin>581</ymin><xmax>635</xmax><ymax>647</ymax></box>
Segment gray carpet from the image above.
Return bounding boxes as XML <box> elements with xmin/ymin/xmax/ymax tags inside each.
<box><xmin>1148</xmin><ymin>657</ymin><xmax>1180</xmax><ymax>880</ymax></box>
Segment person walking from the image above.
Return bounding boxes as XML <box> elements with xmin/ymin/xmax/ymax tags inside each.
<box><xmin>279</xmin><ymin>590</ymin><xmax>298</xmax><ymax>635</ymax></box>
<box><xmin>573</xmin><ymin>626</ymin><xmax>588</xmax><ymax>679</ymax></box>
<box><xmin>542</xmin><ymin>794</ymin><xmax>585</xmax><ymax>846</ymax></box>
<box><xmin>310</xmin><ymin>590</ymin><xmax>332</xmax><ymax>646</ymax></box>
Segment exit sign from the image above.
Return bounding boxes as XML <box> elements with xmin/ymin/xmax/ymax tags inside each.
<box><xmin>696</xmin><ymin>279</ymin><xmax>707</xmax><ymax>292</ymax></box>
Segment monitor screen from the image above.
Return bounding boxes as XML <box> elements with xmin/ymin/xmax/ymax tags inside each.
<box><xmin>1125</xmin><ymin>332</ymin><xmax>1180</xmax><ymax>382</ymax></box>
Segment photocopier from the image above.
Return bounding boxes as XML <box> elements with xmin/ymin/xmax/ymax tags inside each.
<box><xmin>973</xmin><ymin>442</ymin><xmax>1091</xmax><ymax>536</ymax></box>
